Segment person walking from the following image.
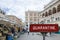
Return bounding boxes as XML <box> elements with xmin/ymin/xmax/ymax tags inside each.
<box><xmin>11</xmin><ymin>27</ymin><xmax>15</xmax><ymax>36</ymax></box>
<box><xmin>27</xmin><ymin>29</ymin><xmax>29</xmax><ymax>35</ymax></box>
<box><xmin>28</xmin><ymin>31</ymin><xmax>29</xmax><ymax>35</ymax></box>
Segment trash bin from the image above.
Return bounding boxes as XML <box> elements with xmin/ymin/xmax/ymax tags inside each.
<box><xmin>6</xmin><ymin>35</ymin><xmax>13</xmax><ymax>40</ymax></box>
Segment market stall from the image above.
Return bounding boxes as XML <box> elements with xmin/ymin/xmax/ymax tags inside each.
<box><xmin>0</xmin><ymin>20</ymin><xmax>13</xmax><ymax>40</ymax></box>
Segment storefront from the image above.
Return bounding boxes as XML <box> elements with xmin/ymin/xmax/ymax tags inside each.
<box><xmin>0</xmin><ymin>18</ymin><xmax>17</xmax><ymax>40</ymax></box>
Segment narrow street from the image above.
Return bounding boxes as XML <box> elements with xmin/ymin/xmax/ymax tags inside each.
<box><xmin>17</xmin><ymin>33</ymin><xmax>43</xmax><ymax>40</ymax></box>
<box><xmin>17</xmin><ymin>33</ymin><xmax>60</xmax><ymax>40</ymax></box>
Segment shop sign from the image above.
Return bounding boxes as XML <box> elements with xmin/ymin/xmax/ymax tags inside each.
<box><xmin>30</xmin><ymin>24</ymin><xmax>59</xmax><ymax>32</ymax></box>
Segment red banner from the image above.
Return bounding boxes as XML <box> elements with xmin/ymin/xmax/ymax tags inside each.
<box><xmin>30</xmin><ymin>24</ymin><xmax>59</xmax><ymax>32</ymax></box>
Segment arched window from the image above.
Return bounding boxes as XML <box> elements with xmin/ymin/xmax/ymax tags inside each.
<box><xmin>49</xmin><ymin>10</ymin><xmax>52</xmax><ymax>15</ymax></box>
<box><xmin>53</xmin><ymin>7</ymin><xmax>56</xmax><ymax>14</ymax></box>
<box><xmin>45</xmin><ymin>12</ymin><xmax>48</xmax><ymax>17</ymax></box>
<box><xmin>42</xmin><ymin>13</ymin><xmax>44</xmax><ymax>17</ymax></box>
<box><xmin>57</xmin><ymin>4</ymin><xmax>60</xmax><ymax>12</ymax></box>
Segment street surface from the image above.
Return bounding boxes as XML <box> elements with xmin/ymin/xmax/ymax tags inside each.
<box><xmin>17</xmin><ymin>33</ymin><xmax>60</xmax><ymax>40</ymax></box>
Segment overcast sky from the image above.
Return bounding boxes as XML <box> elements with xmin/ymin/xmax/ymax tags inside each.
<box><xmin>0</xmin><ymin>0</ymin><xmax>52</xmax><ymax>22</ymax></box>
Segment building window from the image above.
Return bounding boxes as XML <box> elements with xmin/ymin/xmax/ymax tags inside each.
<box><xmin>34</xmin><ymin>13</ymin><xmax>36</xmax><ymax>16</ymax></box>
<box><xmin>49</xmin><ymin>10</ymin><xmax>52</xmax><ymax>15</ymax></box>
<box><xmin>34</xmin><ymin>18</ymin><xmax>36</xmax><ymax>21</ymax></box>
<box><xmin>26</xmin><ymin>19</ymin><xmax>28</xmax><ymax>21</ymax></box>
<box><xmin>55</xmin><ymin>18</ymin><xmax>58</xmax><ymax>21</ymax></box>
<box><xmin>47</xmin><ymin>20</ymin><xmax>50</xmax><ymax>23</ymax></box>
<box><xmin>42</xmin><ymin>13</ymin><xmax>44</xmax><ymax>17</ymax></box>
<box><xmin>45</xmin><ymin>12</ymin><xmax>48</xmax><ymax>17</ymax></box>
<box><xmin>25</xmin><ymin>13</ymin><xmax>28</xmax><ymax>16</ymax></box>
<box><xmin>40</xmin><ymin>21</ymin><xmax>45</xmax><ymax>24</ymax></box>
<box><xmin>53</xmin><ymin>7</ymin><xmax>56</xmax><ymax>14</ymax></box>
<box><xmin>57</xmin><ymin>4</ymin><xmax>60</xmax><ymax>12</ymax></box>
<box><xmin>51</xmin><ymin>17</ymin><xmax>54</xmax><ymax>21</ymax></box>
<box><xmin>30</xmin><ymin>18</ymin><xmax>32</xmax><ymax>21</ymax></box>
<box><xmin>58</xmin><ymin>17</ymin><xmax>60</xmax><ymax>20</ymax></box>
<box><xmin>56</xmin><ymin>17</ymin><xmax>60</xmax><ymax>21</ymax></box>
<box><xmin>30</xmin><ymin>13</ymin><xmax>32</xmax><ymax>16</ymax></box>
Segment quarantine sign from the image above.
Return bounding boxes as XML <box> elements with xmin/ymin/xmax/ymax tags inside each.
<box><xmin>30</xmin><ymin>24</ymin><xmax>59</xmax><ymax>32</ymax></box>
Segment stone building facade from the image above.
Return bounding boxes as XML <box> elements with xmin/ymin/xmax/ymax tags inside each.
<box><xmin>25</xmin><ymin>11</ymin><xmax>39</xmax><ymax>26</ymax></box>
<box><xmin>25</xmin><ymin>0</ymin><xmax>60</xmax><ymax>31</ymax></box>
